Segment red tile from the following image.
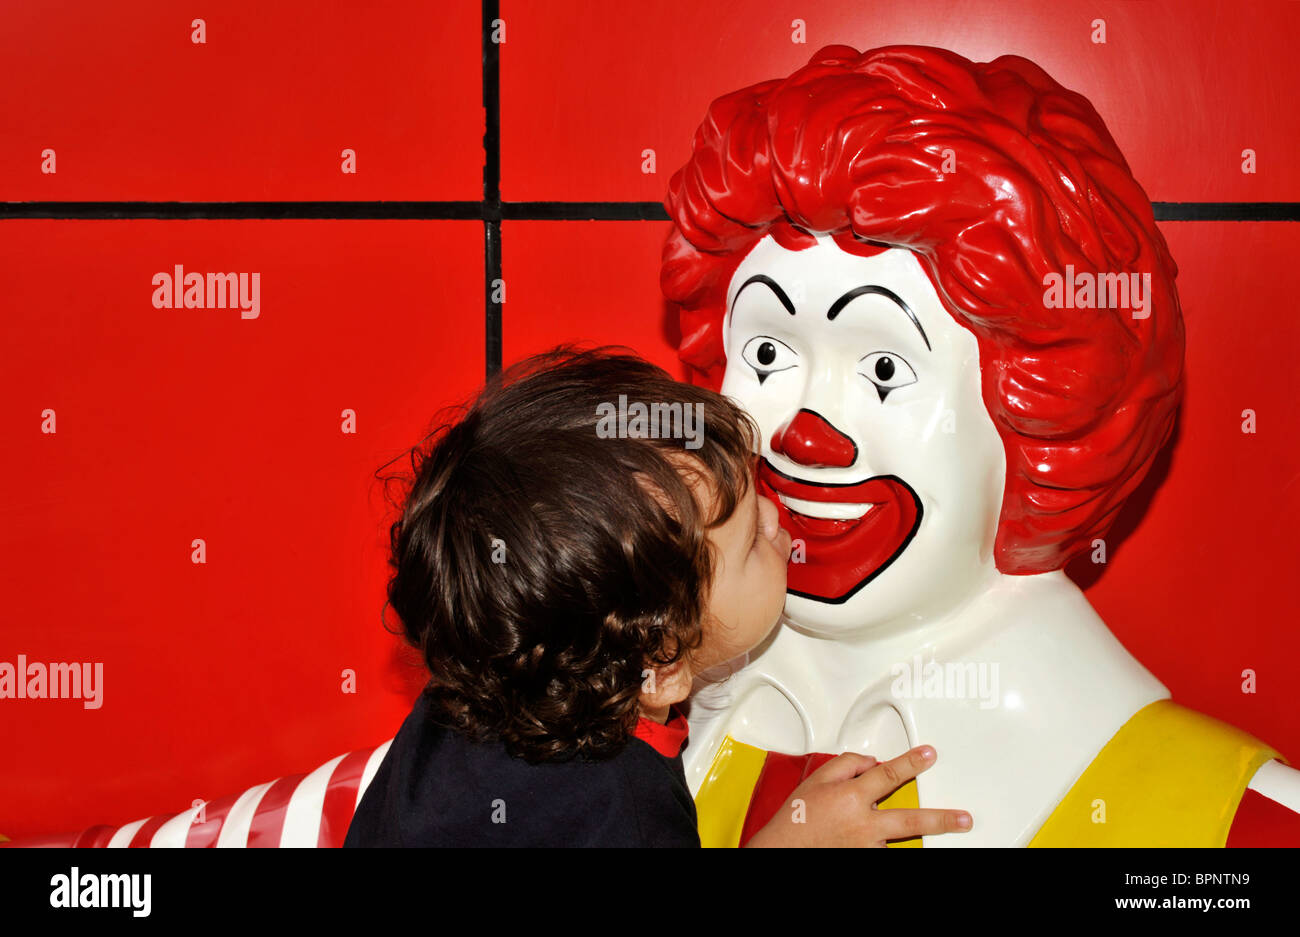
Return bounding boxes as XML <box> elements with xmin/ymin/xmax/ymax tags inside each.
<box><xmin>502</xmin><ymin>219</ymin><xmax>686</xmax><ymax>378</ymax></box>
<box><xmin>501</xmin><ymin>0</ymin><xmax>1300</xmax><ymax>202</ymax></box>
<box><xmin>0</xmin><ymin>1</ymin><xmax>483</xmax><ymax>200</ymax></box>
<box><xmin>1074</xmin><ymin>221</ymin><xmax>1300</xmax><ymax>763</ymax></box>
<box><xmin>0</xmin><ymin>219</ymin><xmax>483</xmax><ymax>837</ymax></box>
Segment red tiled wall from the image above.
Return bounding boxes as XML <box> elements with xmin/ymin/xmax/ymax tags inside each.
<box><xmin>1</xmin><ymin>0</ymin><xmax>1296</xmax><ymax>837</ymax></box>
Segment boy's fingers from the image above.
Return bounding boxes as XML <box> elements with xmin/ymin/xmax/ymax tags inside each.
<box><xmin>871</xmin><ymin>807</ymin><xmax>974</xmax><ymax>841</ymax></box>
<box><xmin>855</xmin><ymin>745</ymin><xmax>936</xmax><ymax>801</ymax></box>
<box><xmin>808</xmin><ymin>751</ymin><xmax>877</xmax><ymax>784</ymax></box>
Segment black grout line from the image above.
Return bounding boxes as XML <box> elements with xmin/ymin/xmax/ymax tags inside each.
<box><xmin>4</xmin><ymin>201</ymin><xmax>1299</xmax><ymax>221</ymax></box>
<box><xmin>482</xmin><ymin>0</ymin><xmax>502</xmax><ymax>377</ymax></box>
<box><xmin>0</xmin><ymin>200</ymin><xmax>669</xmax><ymax>220</ymax></box>
<box><xmin>484</xmin><ymin>219</ymin><xmax>502</xmax><ymax>376</ymax></box>
<box><xmin>500</xmin><ymin>202</ymin><xmax>670</xmax><ymax>221</ymax></box>
<box><xmin>0</xmin><ymin>201</ymin><xmax>486</xmax><ymax>219</ymax></box>
<box><xmin>1152</xmin><ymin>202</ymin><xmax>1300</xmax><ymax>221</ymax></box>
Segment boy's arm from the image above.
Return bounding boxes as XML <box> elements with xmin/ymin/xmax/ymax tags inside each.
<box><xmin>746</xmin><ymin>746</ymin><xmax>972</xmax><ymax>848</ymax></box>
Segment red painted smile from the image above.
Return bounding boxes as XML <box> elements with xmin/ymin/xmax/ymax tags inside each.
<box><xmin>757</xmin><ymin>458</ymin><xmax>923</xmax><ymax>604</ymax></box>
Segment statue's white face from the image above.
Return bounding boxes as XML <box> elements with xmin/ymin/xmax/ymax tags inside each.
<box><xmin>720</xmin><ymin>236</ymin><xmax>1007</xmax><ymax>637</ymax></box>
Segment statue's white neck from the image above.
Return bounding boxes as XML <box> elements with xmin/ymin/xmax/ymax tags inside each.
<box><xmin>684</xmin><ymin>570</ymin><xmax>1169</xmax><ymax>847</ymax></box>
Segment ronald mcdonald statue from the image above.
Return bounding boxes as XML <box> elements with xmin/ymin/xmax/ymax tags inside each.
<box><xmin>659</xmin><ymin>43</ymin><xmax>1300</xmax><ymax>847</ymax></box>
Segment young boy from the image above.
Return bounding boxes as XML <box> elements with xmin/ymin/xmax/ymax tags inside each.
<box><xmin>344</xmin><ymin>347</ymin><xmax>972</xmax><ymax>847</ymax></box>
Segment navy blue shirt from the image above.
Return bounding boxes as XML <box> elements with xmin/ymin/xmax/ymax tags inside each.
<box><xmin>344</xmin><ymin>688</ymin><xmax>699</xmax><ymax>847</ymax></box>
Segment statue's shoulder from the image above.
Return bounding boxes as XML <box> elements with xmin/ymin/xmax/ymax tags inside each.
<box><xmin>1029</xmin><ymin>700</ymin><xmax>1289</xmax><ymax>846</ymax></box>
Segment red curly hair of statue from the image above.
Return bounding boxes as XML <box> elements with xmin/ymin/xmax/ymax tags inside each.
<box><xmin>661</xmin><ymin>43</ymin><xmax>1185</xmax><ymax>575</ymax></box>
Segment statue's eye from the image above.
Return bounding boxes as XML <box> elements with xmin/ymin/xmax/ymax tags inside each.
<box><xmin>740</xmin><ymin>336</ymin><xmax>798</xmax><ymax>385</ymax></box>
<box><xmin>858</xmin><ymin>352</ymin><xmax>917</xmax><ymax>402</ymax></box>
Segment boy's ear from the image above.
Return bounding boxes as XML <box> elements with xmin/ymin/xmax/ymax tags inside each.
<box><xmin>640</xmin><ymin>658</ymin><xmax>693</xmax><ymax>711</ymax></box>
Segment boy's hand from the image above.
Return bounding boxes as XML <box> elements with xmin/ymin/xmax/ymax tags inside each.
<box><xmin>744</xmin><ymin>745</ymin><xmax>973</xmax><ymax>848</ymax></box>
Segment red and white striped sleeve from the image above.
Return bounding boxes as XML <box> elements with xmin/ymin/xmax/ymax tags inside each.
<box><xmin>0</xmin><ymin>740</ymin><xmax>392</xmax><ymax>849</ymax></box>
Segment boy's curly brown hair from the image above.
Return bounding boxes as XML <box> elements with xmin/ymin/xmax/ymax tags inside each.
<box><xmin>378</xmin><ymin>346</ymin><xmax>758</xmax><ymax>763</ymax></box>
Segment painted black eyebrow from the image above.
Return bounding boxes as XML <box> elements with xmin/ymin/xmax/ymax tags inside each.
<box><xmin>731</xmin><ymin>274</ymin><xmax>796</xmax><ymax>317</ymax></box>
<box><xmin>826</xmin><ymin>285</ymin><xmax>931</xmax><ymax>351</ymax></box>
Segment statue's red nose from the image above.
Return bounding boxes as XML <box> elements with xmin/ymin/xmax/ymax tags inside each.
<box><xmin>770</xmin><ymin>409</ymin><xmax>857</xmax><ymax>468</ymax></box>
